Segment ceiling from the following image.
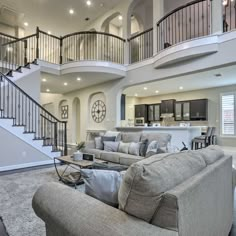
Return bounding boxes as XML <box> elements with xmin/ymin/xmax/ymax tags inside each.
<box><xmin>41</xmin><ymin>72</ymin><xmax>121</xmax><ymax>94</ymax></box>
<box><xmin>124</xmin><ymin>65</ymin><xmax>236</xmax><ymax>97</ymax></box>
<box><xmin>0</xmin><ymin>0</ymin><xmax>123</xmax><ymax>36</ymax></box>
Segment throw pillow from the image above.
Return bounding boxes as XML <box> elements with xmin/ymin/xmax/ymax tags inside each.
<box><xmin>118</xmin><ymin>141</ymin><xmax>130</xmax><ymax>154</ymax></box>
<box><xmin>146</xmin><ymin>140</ymin><xmax>158</xmax><ymax>154</ymax></box>
<box><xmin>145</xmin><ymin>147</ymin><xmax>166</xmax><ymax>158</ymax></box>
<box><xmin>101</xmin><ymin>136</ymin><xmax>116</xmax><ymax>143</ymax></box>
<box><xmin>104</xmin><ymin>141</ymin><xmax>119</xmax><ymax>152</ymax></box>
<box><xmin>80</xmin><ymin>169</ymin><xmax>123</xmax><ymax>207</ymax></box>
<box><xmin>139</xmin><ymin>139</ymin><xmax>148</xmax><ymax>157</ymax></box>
<box><xmin>105</xmin><ymin>131</ymin><xmax>121</xmax><ymax>141</ymax></box>
<box><xmin>95</xmin><ymin>137</ymin><xmax>103</xmax><ymax>150</ymax></box>
<box><xmin>128</xmin><ymin>142</ymin><xmax>141</xmax><ymax>156</ymax></box>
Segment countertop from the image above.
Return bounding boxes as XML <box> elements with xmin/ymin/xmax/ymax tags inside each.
<box><xmin>116</xmin><ymin>126</ymin><xmax>202</xmax><ymax>130</ymax></box>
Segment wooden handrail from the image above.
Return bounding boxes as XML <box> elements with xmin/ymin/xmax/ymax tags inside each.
<box><xmin>128</xmin><ymin>28</ymin><xmax>153</xmax><ymax>41</ymax></box>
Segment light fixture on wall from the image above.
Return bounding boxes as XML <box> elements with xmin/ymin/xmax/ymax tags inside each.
<box><xmin>86</xmin><ymin>0</ymin><xmax>91</xmax><ymax>6</ymax></box>
<box><xmin>64</xmin><ymin>82</ymin><xmax>68</xmax><ymax>86</ymax></box>
<box><xmin>69</xmin><ymin>9</ymin><xmax>74</xmax><ymax>14</ymax></box>
<box><xmin>24</xmin><ymin>22</ymin><xmax>29</xmax><ymax>26</ymax></box>
<box><xmin>118</xmin><ymin>15</ymin><xmax>123</xmax><ymax>21</ymax></box>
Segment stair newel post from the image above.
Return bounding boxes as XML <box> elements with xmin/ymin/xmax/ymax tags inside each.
<box><xmin>59</xmin><ymin>37</ymin><xmax>63</xmax><ymax>64</ymax></box>
<box><xmin>24</xmin><ymin>40</ymin><xmax>28</xmax><ymax>65</ymax></box>
<box><xmin>36</xmin><ymin>27</ymin><xmax>40</xmax><ymax>59</ymax></box>
<box><xmin>64</xmin><ymin>121</ymin><xmax>68</xmax><ymax>156</ymax></box>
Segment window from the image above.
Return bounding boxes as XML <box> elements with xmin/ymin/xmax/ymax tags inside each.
<box><xmin>221</xmin><ymin>92</ymin><xmax>236</xmax><ymax>136</ymax></box>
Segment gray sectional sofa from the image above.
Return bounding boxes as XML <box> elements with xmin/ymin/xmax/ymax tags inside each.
<box><xmin>32</xmin><ymin>146</ymin><xmax>233</xmax><ymax>236</ymax></box>
<box><xmin>82</xmin><ymin>131</ymin><xmax>172</xmax><ymax>166</ymax></box>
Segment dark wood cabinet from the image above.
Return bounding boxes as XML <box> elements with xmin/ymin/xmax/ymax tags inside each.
<box><xmin>148</xmin><ymin>104</ymin><xmax>161</xmax><ymax>122</ymax></box>
<box><xmin>190</xmin><ymin>99</ymin><xmax>208</xmax><ymax>120</ymax></box>
<box><xmin>135</xmin><ymin>105</ymin><xmax>148</xmax><ymax>120</ymax></box>
<box><xmin>175</xmin><ymin>102</ymin><xmax>190</xmax><ymax>121</ymax></box>
<box><xmin>161</xmin><ymin>99</ymin><xmax>175</xmax><ymax>114</ymax></box>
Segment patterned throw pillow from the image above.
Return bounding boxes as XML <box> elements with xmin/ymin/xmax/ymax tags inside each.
<box><xmin>146</xmin><ymin>141</ymin><xmax>158</xmax><ymax>154</ymax></box>
<box><xmin>104</xmin><ymin>141</ymin><xmax>120</xmax><ymax>152</ymax></box>
<box><xmin>128</xmin><ymin>142</ymin><xmax>141</xmax><ymax>156</ymax></box>
<box><xmin>95</xmin><ymin>137</ymin><xmax>103</xmax><ymax>150</ymax></box>
<box><xmin>118</xmin><ymin>141</ymin><xmax>130</xmax><ymax>154</ymax></box>
<box><xmin>139</xmin><ymin>139</ymin><xmax>148</xmax><ymax>157</ymax></box>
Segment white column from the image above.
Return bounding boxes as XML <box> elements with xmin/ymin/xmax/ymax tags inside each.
<box><xmin>122</xmin><ymin>11</ymin><xmax>130</xmax><ymax>65</ymax></box>
<box><xmin>211</xmin><ymin>0</ymin><xmax>223</xmax><ymax>34</ymax></box>
<box><xmin>153</xmin><ymin>0</ymin><xmax>164</xmax><ymax>55</ymax></box>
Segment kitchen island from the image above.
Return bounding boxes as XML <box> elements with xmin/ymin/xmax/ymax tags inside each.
<box><xmin>116</xmin><ymin>126</ymin><xmax>202</xmax><ymax>150</ymax></box>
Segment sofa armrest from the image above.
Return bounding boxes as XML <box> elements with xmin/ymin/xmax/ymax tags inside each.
<box><xmin>85</xmin><ymin>140</ymin><xmax>96</xmax><ymax>149</ymax></box>
<box><xmin>32</xmin><ymin>183</ymin><xmax>177</xmax><ymax>236</ymax></box>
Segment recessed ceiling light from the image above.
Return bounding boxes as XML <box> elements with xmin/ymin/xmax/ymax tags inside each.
<box><xmin>69</xmin><ymin>9</ymin><xmax>74</xmax><ymax>14</ymax></box>
<box><xmin>135</xmin><ymin>93</ymin><xmax>138</xmax><ymax>97</ymax></box>
<box><xmin>118</xmin><ymin>15</ymin><xmax>123</xmax><ymax>20</ymax></box>
<box><xmin>24</xmin><ymin>22</ymin><xmax>29</xmax><ymax>27</ymax></box>
<box><xmin>77</xmin><ymin>77</ymin><xmax>81</xmax><ymax>81</ymax></box>
<box><xmin>46</xmin><ymin>89</ymin><xmax>50</xmax><ymax>92</ymax></box>
<box><xmin>179</xmin><ymin>86</ymin><xmax>183</xmax><ymax>90</ymax></box>
<box><xmin>64</xmin><ymin>82</ymin><xmax>68</xmax><ymax>86</ymax></box>
<box><xmin>48</xmin><ymin>31</ymin><xmax>51</xmax><ymax>35</ymax></box>
<box><xmin>155</xmin><ymin>90</ymin><xmax>159</xmax><ymax>94</ymax></box>
<box><xmin>42</xmin><ymin>78</ymin><xmax>47</xmax><ymax>82</ymax></box>
<box><xmin>86</xmin><ymin>0</ymin><xmax>91</xmax><ymax>6</ymax></box>
<box><xmin>144</xmin><ymin>87</ymin><xmax>148</xmax><ymax>90</ymax></box>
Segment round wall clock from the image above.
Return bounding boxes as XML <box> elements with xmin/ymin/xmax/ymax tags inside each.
<box><xmin>91</xmin><ymin>100</ymin><xmax>106</xmax><ymax>123</ymax></box>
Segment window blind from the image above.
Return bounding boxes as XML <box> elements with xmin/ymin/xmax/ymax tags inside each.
<box><xmin>221</xmin><ymin>93</ymin><xmax>235</xmax><ymax>135</ymax></box>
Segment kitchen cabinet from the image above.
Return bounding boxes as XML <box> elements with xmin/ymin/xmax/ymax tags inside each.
<box><xmin>135</xmin><ymin>105</ymin><xmax>148</xmax><ymax>120</ymax></box>
<box><xmin>175</xmin><ymin>102</ymin><xmax>182</xmax><ymax>121</ymax></box>
<box><xmin>190</xmin><ymin>99</ymin><xmax>208</xmax><ymax>120</ymax></box>
<box><xmin>161</xmin><ymin>99</ymin><xmax>175</xmax><ymax>114</ymax></box>
<box><xmin>175</xmin><ymin>102</ymin><xmax>190</xmax><ymax>121</ymax></box>
<box><xmin>148</xmin><ymin>104</ymin><xmax>161</xmax><ymax>122</ymax></box>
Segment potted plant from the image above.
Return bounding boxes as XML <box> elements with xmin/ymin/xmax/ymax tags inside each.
<box><xmin>73</xmin><ymin>141</ymin><xmax>85</xmax><ymax>161</ymax></box>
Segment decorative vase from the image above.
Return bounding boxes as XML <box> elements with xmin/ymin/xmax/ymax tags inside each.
<box><xmin>73</xmin><ymin>150</ymin><xmax>83</xmax><ymax>161</ymax></box>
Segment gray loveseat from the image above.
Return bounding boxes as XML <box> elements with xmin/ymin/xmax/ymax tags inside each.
<box><xmin>83</xmin><ymin>131</ymin><xmax>172</xmax><ymax>166</ymax></box>
<box><xmin>33</xmin><ymin>146</ymin><xmax>233</xmax><ymax>236</ymax></box>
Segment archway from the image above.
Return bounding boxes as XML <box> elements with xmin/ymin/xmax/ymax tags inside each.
<box><xmin>72</xmin><ymin>97</ymin><xmax>81</xmax><ymax>144</ymax></box>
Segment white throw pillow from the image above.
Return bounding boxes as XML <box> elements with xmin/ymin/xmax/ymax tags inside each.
<box><xmin>80</xmin><ymin>169</ymin><xmax>123</xmax><ymax>207</ymax></box>
<box><xmin>128</xmin><ymin>142</ymin><xmax>141</xmax><ymax>156</ymax></box>
<box><xmin>104</xmin><ymin>141</ymin><xmax>119</xmax><ymax>152</ymax></box>
<box><xmin>146</xmin><ymin>140</ymin><xmax>158</xmax><ymax>154</ymax></box>
<box><xmin>118</xmin><ymin>141</ymin><xmax>130</xmax><ymax>154</ymax></box>
<box><xmin>95</xmin><ymin>137</ymin><xmax>103</xmax><ymax>150</ymax></box>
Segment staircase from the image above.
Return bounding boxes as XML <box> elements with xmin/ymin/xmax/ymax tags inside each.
<box><xmin>0</xmin><ymin>34</ymin><xmax>67</xmax><ymax>171</ymax></box>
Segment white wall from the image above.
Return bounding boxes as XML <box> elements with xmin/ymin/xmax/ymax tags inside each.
<box><xmin>0</xmin><ymin>126</ymin><xmax>50</xmax><ymax>170</ymax></box>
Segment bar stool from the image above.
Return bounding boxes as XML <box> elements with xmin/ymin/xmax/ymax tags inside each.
<box><xmin>210</xmin><ymin>127</ymin><xmax>216</xmax><ymax>145</ymax></box>
<box><xmin>192</xmin><ymin>127</ymin><xmax>212</xmax><ymax>150</ymax></box>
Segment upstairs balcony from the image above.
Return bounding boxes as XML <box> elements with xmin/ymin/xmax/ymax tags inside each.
<box><xmin>0</xmin><ymin>0</ymin><xmax>235</xmax><ymax>72</ymax></box>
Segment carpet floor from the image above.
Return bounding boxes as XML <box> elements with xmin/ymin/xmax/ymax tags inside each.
<box><xmin>0</xmin><ymin>166</ymin><xmax>84</xmax><ymax>236</ymax></box>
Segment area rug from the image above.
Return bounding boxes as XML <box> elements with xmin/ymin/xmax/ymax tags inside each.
<box><xmin>0</xmin><ymin>166</ymin><xmax>85</xmax><ymax>236</ymax></box>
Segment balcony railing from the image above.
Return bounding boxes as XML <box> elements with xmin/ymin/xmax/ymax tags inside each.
<box><xmin>157</xmin><ymin>0</ymin><xmax>211</xmax><ymax>51</ymax></box>
<box><xmin>223</xmin><ymin>0</ymin><xmax>236</xmax><ymax>32</ymax></box>
<box><xmin>128</xmin><ymin>28</ymin><xmax>153</xmax><ymax>64</ymax></box>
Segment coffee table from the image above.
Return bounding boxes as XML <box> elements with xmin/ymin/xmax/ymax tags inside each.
<box><xmin>54</xmin><ymin>156</ymin><xmax>107</xmax><ymax>188</ymax></box>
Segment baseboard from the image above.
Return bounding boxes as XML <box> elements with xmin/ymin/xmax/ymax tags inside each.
<box><xmin>0</xmin><ymin>160</ymin><xmax>56</xmax><ymax>172</ymax></box>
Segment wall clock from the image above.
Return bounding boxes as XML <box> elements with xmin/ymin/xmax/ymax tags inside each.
<box><xmin>91</xmin><ymin>100</ymin><xmax>106</xmax><ymax>123</ymax></box>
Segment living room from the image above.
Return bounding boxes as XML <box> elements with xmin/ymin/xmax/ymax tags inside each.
<box><xmin>0</xmin><ymin>0</ymin><xmax>236</xmax><ymax>235</ymax></box>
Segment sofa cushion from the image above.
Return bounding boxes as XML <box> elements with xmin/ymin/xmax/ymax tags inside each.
<box><xmin>196</xmin><ymin>145</ymin><xmax>224</xmax><ymax>165</ymax></box>
<box><xmin>82</xmin><ymin>148</ymin><xmax>103</xmax><ymax>159</ymax></box>
<box><xmin>119</xmin><ymin>153</ymin><xmax>143</xmax><ymax>166</ymax></box>
<box><xmin>140</xmin><ymin>132</ymin><xmax>171</xmax><ymax>148</ymax></box>
<box><xmin>128</xmin><ymin>142</ymin><xmax>141</xmax><ymax>156</ymax></box>
<box><xmin>100</xmin><ymin>152</ymin><xmax>120</xmax><ymax>164</ymax></box>
<box><xmin>118</xmin><ymin>151</ymin><xmax>206</xmax><ymax>223</ymax></box>
<box><xmin>104</xmin><ymin>141</ymin><xmax>119</xmax><ymax>152</ymax></box>
<box><xmin>80</xmin><ymin>169</ymin><xmax>123</xmax><ymax>207</ymax></box>
<box><xmin>118</xmin><ymin>141</ymin><xmax>130</xmax><ymax>154</ymax></box>
<box><xmin>121</xmin><ymin>132</ymin><xmax>141</xmax><ymax>143</ymax></box>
